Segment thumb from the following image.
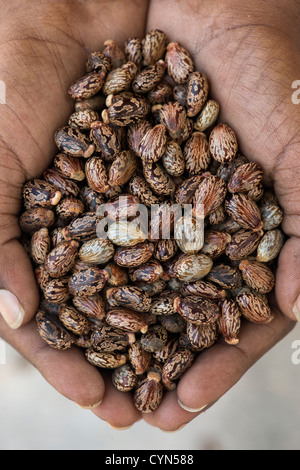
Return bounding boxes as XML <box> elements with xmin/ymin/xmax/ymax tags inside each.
<box><xmin>0</xmin><ymin>236</ymin><xmax>39</xmax><ymax>329</ymax></box>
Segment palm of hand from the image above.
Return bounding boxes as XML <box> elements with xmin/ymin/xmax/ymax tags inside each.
<box><xmin>0</xmin><ymin>0</ymin><xmax>299</xmax><ymax>431</ymax></box>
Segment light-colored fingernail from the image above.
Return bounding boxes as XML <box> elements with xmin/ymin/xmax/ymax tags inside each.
<box><xmin>77</xmin><ymin>398</ymin><xmax>103</xmax><ymax>410</ymax></box>
<box><xmin>292</xmin><ymin>298</ymin><xmax>300</xmax><ymax>322</ymax></box>
<box><xmin>178</xmin><ymin>399</ymin><xmax>208</xmax><ymax>413</ymax></box>
<box><xmin>0</xmin><ymin>289</ymin><xmax>24</xmax><ymax>329</ymax></box>
<box><xmin>108</xmin><ymin>424</ymin><xmax>133</xmax><ymax>431</ymax></box>
<box><xmin>164</xmin><ymin>423</ymin><xmax>188</xmax><ymax>433</ymax></box>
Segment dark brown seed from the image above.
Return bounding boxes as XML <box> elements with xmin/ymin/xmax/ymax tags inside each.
<box><xmin>140</xmin><ymin>325</ymin><xmax>168</xmax><ymax>352</ymax></box>
<box><xmin>161</xmin><ymin>349</ymin><xmax>194</xmax><ymax>390</ymax></box>
<box><xmin>228</xmin><ymin>162</ymin><xmax>264</xmax><ymax>193</ymax></box>
<box><xmin>225</xmin><ymin>229</ymin><xmax>263</xmax><ymax>260</ymax></box>
<box><xmin>159</xmin><ymin>101</ymin><xmax>187</xmax><ymax>140</ymax></box>
<box><xmin>106</xmin><ymin>308</ymin><xmax>149</xmax><ymax>333</ymax></box>
<box><xmin>114</xmin><ymin>242</ymin><xmax>154</xmax><ymax>267</ymax></box>
<box><xmin>186</xmin><ymin>71</ymin><xmax>209</xmax><ymax>117</ymax></box>
<box><xmin>62</xmin><ymin>212</ymin><xmax>97</xmax><ymax>241</ymax></box>
<box><xmin>68</xmin><ymin>267</ymin><xmax>110</xmax><ymax>297</ymax></box>
<box><xmin>235</xmin><ymin>292</ymin><xmax>273</xmax><ymax>324</ymax></box>
<box><xmin>81</xmin><ymin>186</ymin><xmax>105</xmax><ymax>212</ymax></box>
<box><xmin>43</xmin><ymin>277</ymin><xmax>71</xmax><ymax>304</ymax></box>
<box><xmin>85</xmin><ymin>349</ymin><xmax>127</xmax><ymax>369</ymax></box>
<box><xmin>105</xmin><ymin>95</ymin><xmax>150</xmax><ymax>126</ymax></box>
<box><xmin>23</xmin><ymin>179</ymin><xmax>62</xmax><ymax>208</ymax></box>
<box><xmin>132</xmin><ymin>60</ymin><xmax>166</xmax><ymax>94</ymax></box>
<box><xmin>102</xmin><ymin>62</ymin><xmax>138</xmax><ymax>95</ymax></box>
<box><xmin>218</xmin><ymin>298</ymin><xmax>241</xmax><ymax>345</ymax></box>
<box><xmin>174</xmin><ymin>295</ymin><xmax>220</xmax><ymax>325</ymax></box>
<box><xmin>102</xmin><ymin>39</ymin><xmax>126</xmax><ymax>69</ymax></box>
<box><xmin>206</xmin><ymin>264</ymin><xmax>243</xmax><ymax>290</ymax></box>
<box><xmin>108</xmin><ymin>150</ymin><xmax>137</xmax><ymax>186</ymax></box>
<box><xmin>225</xmin><ymin>193</ymin><xmax>263</xmax><ymax>232</ymax></box>
<box><xmin>90</xmin><ymin>121</ymin><xmax>121</xmax><ymax>161</ymax></box>
<box><xmin>152</xmin><ymin>338</ymin><xmax>179</xmax><ymax>364</ymax></box>
<box><xmin>104</xmin><ymin>262</ymin><xmax>129</xmax><ymax>286</ymax></box>
<box><xmin>124</xmin><ymin>37</ymin><xmax>143</xmax><ymax>66</ymax></box>
<box><xmin>150</xmin><ymin>291</ymin><xmax>178</xmax><ymax>316</ymax></box>
<box><xmin>19</xmin><ymin>208</ymin><xmax>55</xmax><ymax>234</ymax></box>
<box><xmin>153</xmin><ymin>238</ymin><xmax>178</xmax><ymax>262</ymax></box>
<box><xmin>72</xmin><ymin>294</ymin><xmax>106</xmax><ymax>320</ymax></box>
<box><xmin>187</xmin><ymin>321</ymin><xmax>218</xmax><ymax>351</ymax></box>
<box><xmin>86</xmin><ymin>51</ymin><xmax>111</xmax><ymax>73</ymax></box>
<box><xmin>175</xmin><ymin>174</ymin><xmax>203</xmax><ymax>206</ymax></box>
<box><xmin>134</xmin><ymin>371</ymin><xmax>163</xmax><ymax>413</ymax></box>
<box><xmin>54</xmin><ymin>126</ymin><xmax>95</xmax><ymax>158</ymax></box>
<box><xmin>184</xmin><ymin>132</ymin><xmax>211</xmax><ymax>174</ymax></box>
<box><xmin>127</xmin><ymin>120</ymin><xmax>152</xmax><ymax>157</ymax></box>
<box><xmin>58</xmin><ymin>304</ymin><xmax>90</xmax><ymax>336</ymax></box>
<box><xmin>31</xmin><ymin>228</ymin><xmax>50</xmax><ymax>264</ymax></box>
<box><xmin>180</xmin><ymin>279</ymin><xmax>228</xmax><ymax>301</ymax></box>
<box><xmin>148</xmin><ymin>80</ymin><xmax>173</xmax><ymax>105</ymax></box>
<box><xmin>106</xmin><ymin>285</ymin><xmax>151</xmax><ymax>312</ymax></box>
<box><xmin>68</xmin><ymin>72</ymin><xmax>105</xmax><ymax>100</ymax></box>
<box><xmin>43</xmin><ymin>169</ymin><xmax>81</xmax><ymax>197</ymax></box>
<box><xmin>85</xmin><ymin>156</ymin><xmax>110</xmax><ymax>193</ymax></box>
<box><xmin>129</xmin><ymin>259</ymin><xmax>164</xmax><ymax>284</ymax></box>
<box><xmin>128</xmin><ymin>340</ymin><xmax>152</xmax><ymax>375</ymax></box>
<box><xmin>91</xmin><ymin>324</ymin><xmax>135</xmax><ymax>352</ymax></box>
<box><xmin>143</xmin><ymin>161</ymin><xmax>176</xmax><ymax>196</ymax></box>
<box><xmin>159</xmin><ymin>313</ymin><xmax>186</xmax><ymax>334</ymax></box>
<box><xmin>192</xmin><ymin>172</ymin><xmax>227</xmax><ymax>218</ymax></box>
<box><xmin>239</xmin><ymin>259</ymin><xmax>275</xmax><ymax>294</ymax></box>
<box><xmin>128</xmin><ymin>175</ymin><xmax>162</xmax><ymax>207</ymax></box>
<box><xmin>56</xmin><ymin>197</ymin><xmax>85</xmax><ymax>220</ymax></box>
<box><xmin>142</xmin><ymin>29</ymin><xmax>168</xmax><ymax>66</ymax></box>
<box><xmin>201</xmin><ymin>230</ymin><xmax>232</xmax><ymax>259</ymax></box>
<box><xmin>45</xmin><ymin>240</ymin><xmax>79</xmax><ymax>278</ymax></box>
<box><xmin>54</xmin><ymin>154</ymin><xmax>85</xmax><ymax>181</ymax></box>
<box><xmin>36</xmin><ymin>310</ymin><xmax>75</xmax><ymax>350</ymax></box>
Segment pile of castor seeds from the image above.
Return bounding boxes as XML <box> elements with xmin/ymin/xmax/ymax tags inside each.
<box><xmin>19</xmin><ymin>30</ymin><xmax>285</xmax><ymax>413</ymax></box>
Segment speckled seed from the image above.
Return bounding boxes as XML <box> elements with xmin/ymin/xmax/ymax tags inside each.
<box><xmin>186</xmin><ymin>71</ymin><xmax>209</xmax><ymax>117</ymax></box>
<box><xmin>153</xmin><ymin>238</ymin><xmax>178</xmax><ymax>262</ymax></box>
<box><xmin>228</xmin><ymin>162</ymin><xmax>264</xmax><ymax>194</ymax></box>
<box><xmin>132</xmin><ymin>60</ymin><xmax>166</xmax><ymax>94</ymax></box>
<box><xmin>209</xmin><ymin>207</ymin><xmax>228</xmax><ymax>228</ymax></box>
<box><xmin>53</xmin><ymin>154</ymin><xmax>85</xmax><ymax>181</ymax></box>
<box><xmin>129</xmin><ymin>259</ymin><xmax>164</xmax><ymax>284</ymax></box>
<box><xmin>68</xmin><ymin>267</ymin><xmax>110</xmax><ymax>297</ymax></box>
<box><xmin>86</xmin><ymin>50</ymin><xmax>111</xmax><ymax>73</ymax></box>
<box><xmin>192</xmin><ymin>172</ymin><xmax>227</xmax><ymax>218</ymax></box>
<box><xmin>218</xmin><ymin>298</ymin><xmax>241</xmax><ymax>345</ymax></box>
<box><xmin>90</xmin><ymin>121</ymin><xmax>121</xmax><ymax>161</ymax></box>
<box><xmin>175</xmin><ymin>174</ymin><xmax>203</xmax><ymax>206</ymax></box>
<box><xmin>45</xmin><ymin>240</ymin><xmax>79</xmax><ymax>278</ymax></box>
<box><xmin>58</xmin><ymin>304</ymin><xmax>90</xmax><ymax>336</ymax></box>
<box><xmin>139</xmin><ymin>279</ymin><xmax>167</xmax><ymax>297</ymax></box>
<box><xmin>128</xmin><ymin>340</ymin><xmax>152</xmax><ymax>375</ymax></box>
<box><xmin>174</xmin><ymin>295</ymin><xmax>220</xmax><ymax>325</ymax></box>
<box><xmin>72</xmin><ymin>294</ymin><xmax>106</xmax><ymax>320</ymax></box>
<box><xmin>152</xmin><ymin>338</ymin><xmax>179</xmax><ymax>364</ymax></box>
<box><xmin>161</xmin><ymin>349</ymin><xmax>194</xmax><ymax>390</ymax></box>
<box><xmin>236</xmin><ymin>292</ymin><xmax>273</xmax><ymax>324</ymax></box>
<box><xmin>43</xmin><ymin>277</ymin><xmax>71</xmax><ymax>304</ymax></box>
<box><xmin>105</xmin><ymin>95</ymin><xmax>150</xmax><ymax>126</ymax></box>
<box><xmin>106</xmin><ymin>285</ymin><xmax>151</xmax><ymax>312</ymax></box>
<box><xmin>127</xmin><ymin>120</ymin><xmax>152</xmax><ymax>157</ymax></box>
<box><xmin>31</xmin><ymin>228</ymin><xmax>50</xmax><ymax>264</ymax></box>
<box><xmin>140</xmin><ymin>325</ymin><xmax>168</xmax><ymax>352</ymax></box>
<box><xmin>138</xmin><ymin>124</ymin><xmax>167</xmax><ymax>163</ymax></box>
<box><xmin>201</xmin><ymin>230</ymin><xmax>232</xmax><ymax>259</ymax></box>
<box><xmin>209</xmin><ymin>123</ymin><xmax>238</xmax><ymax>163</ymax></box>
<box><xmin>102</xmin><ymin>61</ymin><xmax>138</xmax><ymax>95</ymax></box>
<box><xmin>114</xmin><ymin>242</ymin><xmax>154</xmax><ymax>268</ymax></box>
<box><xmin>56</xmin><ymin>197</ymin><xmax>85</xmax><ymax>220</ymax></box>
<box><xmin>174</xmin><ymin>253</ymin><xmax>213</xmax><ymax>282</ymax></box>
<box><xmin>106</xmin><ymin>308</ymin><xmax>148</xmax><ymax>333</ymax></box>
<box><xmin>206</xmin><ymin>264</ymin><xmax>243</xmax><ymax>290</ymax></box>
<box><xmin>165</xmin><ymin>42</ymin><xmax>195</xmax><ymax>84</ymax></box>
<box><xmin>62</xmin><ymin>212</ymin><xmax>97</xmax><ymax>241</ymax></box>
<box><xmin>225</xmin><ymin>228</ymin><xmax>264</xmax><ymax>260</ymax></box>
<box><xmin>79</xmin><ymin>238</ymin><xmax>115</xmax><ymax>265</ymax></box>
<box><xmin>128</xmin><ymin>175</ymin><xmax>162</xmax><ymax>207</ymax></box>
<box><xmin>142</xmin><ymin>29</ymin><xmax>168</xmax><ymax>66</ymax></box>
<box><xmin>112</xmin><ymin>364</ymin><xmax>138</xmax><ymax>392</ymax></box>
<box><xmin>187</xmin><ymin>321</ymin><xmax>218</xmax><ymax>351</ymax></box>
<box><xmin>35</xmin><ymin>265</ymin><xmax>51</xmax><ymax>291</ymax></box>
<box><xmin>225</xmin><ymin>193</ymin><xmax>263</xmax><ymax>231</ymax></box>
<box><xmin>102</xmin><ymin>39</ymin><xmax>126</xmax><ymax>69</ymax></box>
<box><xmin>148</xmin><ymin>81</ymin><xmax>173</xmax><ymax>105</ymax></box>
<box><xmin>256</xmin><ymin>229</ymin><xmax>284</xmax><ymax>262</ymax></box>
<box><xmin>43</xmin><ymin>169</ymin><xmax>80</xmax><ymax>197</ymax></box>
<box><xmin>143</xmin><ymin>161</ymin><xmax>176</xmax><ymax>196</ymax></box>
<box><xmin>125</xmin><ymin>37</ymin><xmax>143</xmax><ymax>66</ymax></box>
<box><xmin>239</xmin><ymin>259</ymin><xmax>275</xmax><ymax>294</ymax></box>
<box><xmin>174</xmin><ymin>215</ymin><xmax>204</xmax><ymax>255</ymax></box>
<box><xmin>184</xmin><ymin>132</ymin><xmax>211</xmax><ymax>174</ymax></box>
<box><xmin>54</xmin><ymin>126</ymin><xmax>95</xmax><ymax>158</ymax></box>
<box><xmin>134</xmin><ymin>371</ymin><xmax>163</xmax><ymax>413</ymax></box>
<box><xmin>162</xmin><ymin>139</ymin><xmax>185</xmax><ymax>176</ymax></box>
<box><xmin>91</xmin><ymin>324</ymin><xmax>135</xmax><ymax>352</ymax></box>
<box><xmin>85</xmin><ymin>349</ymin><xmax>127</xmax><ymax>369</ymax></box>
<box><xmin>259</xmin><ymin>191</ymin><xmax>284</xmax><ymax>230</ymax></box>
<box><xmin>81</xmin><ymin>186</ymin><xmax>105</xmax><ymax>212</ymax></box>
<box><xmin>23</xmin><ymin>179</ymin><xmax>62</xmax><ymax>209</ymax></box>
<box><xmin>69</xmin><ymin>109</ymin><xmax>100</xmax><ymax>130</ymax></box>
<box><xmin>150</xmin><ymin>291</ymin><xmax>178</xmax><ymax>316</ymax></box>
<box><xmin>85</xmin><ymin>156</ymin><xmax>110</xmax><ymax>193</ymax></box>
<box><xmin>36</xmin><ymin>310</ymin><xmax>75</xmax><ymax>350</ymax></box>
<box><xmin>159</xmin><ymin>101</ymin><xmax>187</xmax><ymax>140</ymax></box>
<box><xmin>194</xmin><ymin>99</ymin><xmax>220</xmax><ymax>132</ymax></box>
<box><xmin>68</xmin><ymin>72</ymin><xmax>105</xmax><ymax>100</ymax></box>
<box><xmin>180</xmin><ymin>279</ymin><xmax>227</xmax><ymax>301</ymax></box>
<box><xmin>98</xmin><ymin>193</ymin><xmax>140</xmax><ymax>221</ymax></box>
<box><xmin>108</xmin><ymin>150</ymin><xmax>137</xmax><ymax>186</ymax></box>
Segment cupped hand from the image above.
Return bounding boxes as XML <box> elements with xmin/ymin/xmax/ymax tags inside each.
<box><xmin>143</xmin><ymin>0</ymin><xmax>300</xmax><ymax>431</ymax></box>
<box><xmin>0</xmin><ymin>0</ymin><xmax>149</xmax><ymax>428</ymax></box>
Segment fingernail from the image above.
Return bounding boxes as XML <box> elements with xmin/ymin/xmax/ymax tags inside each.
<box><xmin>164</xmin><ymin>423</ymin><xmax>188</xmax><ymax>433</ymax></box>
<box><xmin>0</xmin><ymin>289</ymin><xmax>24</xmax><ymax>329</ymax></box>
<box><xmin>108</xmin><ymin>424</ymin><xmax>133</xmax><ymax>431</ymax></box>
<box><xmin>178</xmin><ymin>399</ymin><xmax>208</xmax><ymax>413</ymax></box>
<box><xmin>77</xmin><ymin>398</ymin><xmax>103</xmax><ymax>410</ymax></box>
<box><xmin>293</xmin><ymin>297</ymin><xmax>300</xmax><ymax>322</ymax></box>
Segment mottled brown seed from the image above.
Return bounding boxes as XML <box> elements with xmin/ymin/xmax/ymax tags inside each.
<box><xmin>218</xmin><ymin>298</ymin><xmax>241</xmax><ymax>345</ymax></box>
<box><xmin>62</xmin><ymin>212</ymin><xmax>97</xmax><ymax>241</ymax></box>
<box><xmin>174</xmin><ymin>215</ymin><xmax>204</xmax><ymax>255</ymax></box>
<box><xmin>91</xmin><ymin>324</ymin><xmax>135</xmax><ymax>352</ymax></box>
<box><xmin>56</xmin><ymin>197</ymin><xmax>85</xmax><ymax>220</ymax></box>
<box><xmin>43</xmin><ymin>169</ymin><xmax>81</xmax><ymax>197</ymax></box>
<box><xmin>79</xmin><ymin>238</ymin><xmax>115</xmax><ymax>265</ymax></box>
<box><xmin>153</xmin><ymin>238</ymin><xmax>178</xmax><ymax>262</ymax></box>
<box><xmin>107</xmin><ymin>220</ymin><xmax>147</xmax><ymax>247</ymax></box>
<box><xmin>148</xmin><ymin>80</ymin><xmax>173</xmax><ymax>105</ymax></box>
<box><xmin>152</xmin><ymin>338</ymin><xmax>179</xmax><ymax>364</ymax></box>
<box><xmin>140</xmin><ymin>325</ymin><xmax>168</xmax><ymax>352</ymax></box>
<box><xmin>90</xmin><ymin>121</ymin><xmax>121</xmax><ymax>161</ymax></box>
<box><xmin>174</xmin><ymin>295</ymin><xmax>220</xmax><ymax>325</ymax></box>
<box><xmin>162</xmin><ymin>139</ymin><xmax>185</xmax><ymax>177</ymax></box>
<box><xmin>31</xmin><ymin>228</ymin><xmax>50</xmax><ymax>265</ymax></box>
<box><xmin>128</xmin><ymin>175</ymin><xmax>162</xmax><ymax>207</ymax></box>
<box><xmin>19</xmin><ymin>208</ymin><xmax>55</xmax><ymax>235</ymax></box>
<box><xmin>174</xmin><ymin>253</ymin><xmax>213</xmax><ymax>282</ymax></box>
<box><xmin>86</xmin><ymin>50</ymin><xmax>111</xmax><ymax>73</ymax></box>
<box><xmin>225</xmin><ymin>229</ymin><xmax>263</xmax><ymax>260</ymax></box>
<box><xmin>36</xmin><ymin>310</ymin><xmax>75</xmax><ymax>350</ymax></box>
<box><xmin>134</xmin><ymin>371</ymin><xmax>163</xmax><ymax>412</ymax></box>
<box><xmin>128</xmin><ymin>340</ymin><xmax>152</xmax><ymax>375</ymax></box>
<box><xmin>23</xmin><ymin>179</ymin><xmax>62</xmax><ymax>209</ymax></box>
<box><xmin>45</xmin><ymin>240</ymin><xmax>79</xmax><ymax>278</ymax></box>
<box><xmin>201</xmin><ymin>230</ymin><xmax>231</xmax><ymax>259</ymax></box>
<box><xmin>81</xmin><ymin>186</ymin><xmax>105</xmax><ymax>212</ymax></box>
<box><xmin>184</xmin><ymin>132</ymin><xmax>211</xmax><ymax>174</ymax></box>
<box><xmin>175</xmin><ymin>174</ymin><xmax>203</xmax><ymax>206</ymax></box>
<box><xmin>129</xmin><ymin>259</ymin><xmax>164</xmax><ymax>284</ymax></box>
<box><xmin>106</xmin><ymin>307</ymin><xmax>149</xmax><ymax>333</ymax></box>
<box><xmin>85</xmin><ymin>156</ymin><xmax>110</xmax><ymax>193</ymax></box>
<box><xmin>127</xmin><ymin>120</ymin><xmax>152</xmax><ymax>157</ymax></box>
<box><xmin>43</xmin><ymin>277</ymin><xmax>71</xmax><ymax>304</ymax></box>
<box><xmin>165</xmin><ymin>42</ymin><xmax>195</xmax><ymax>84</ymax></box>
<box><xmin>124</xmin><ymin>37</ymin><xmax>143</xmax><ymax>66</ymax></box>
<box><xmin>132</xmin><ymin>60</ymin><xmax>166</xmax><ymax>94</ymax></box>
<box><xmin>108</xmin><ymin>150</ymin><xmax>137</xmax><ymax>186</ymax></box>
<box><xmin>206</xmin><ymin>264</ymin><xmax>243</xmax><ymax>290</ymax></box>
<box><xmin>142</xmin><ymin>29</ymin><xmax>168</xmax><ymax>66</ymax></box>
<box><xmin>236</xmin><ymin>292</ymin><xmax>273</xmax><ymax>324</ymax></box>
<box><xmin>102</xmin><ymin>39</ymin><xmax>126</xmax><ymax>69</ymax></box>
<box><xmin>105</xmin><ymin>95</ymin><xmax>150</xmax><ymax>126</ymax></box>
<box><xmin>187</xmin><ymin>321</ymin><xmax>218</xmax><ymax>351</ymax></box>
<box><xmin>161</xmin><ymin>349</ymin><xmax>194</xmax><ymax>390</ymax></box>
<box><xmin>159</xmin><ymin>312</ymin><xmax>186</xmax><ymax>334</ymax></box>
<box><xmin>259</xmin><ymin>191</ymin><xmax>284</xmax><ymax>230</ymax></box>
<box><xmin>138</xmin><ymin>124</ymin><xmax>167</xmax><ymax>163</ymax></box>
<box><xmin>228</xmin><ymin>162</ymin><xmax>264</xmax><ymax>193</ymax></box>
<box><xmin>150</xmin><ymin>291</ymin><xmax>178</xmax><ymax>316</ymax></box>
<box><xmin>143</xmin><ymin>161</ymin><xmax>176</xmax><ymax>196</ymax></box>
<box><xmin>102</xmin><ymin>62</ymin><xmax>138</xmax><ymax>95</ymax></box>
<box><xmin>225</xmin><ymin>193</ymin><xmax>263</xmax><ymax>232</ymax></box>
<box><xmin>256</xmin><ymin>229</ymin><xmax>284</xmax><ymax>263</ymax></box>
<box><xmin>180</xmin><ymin>279</ymin><xmax>227</xmax><ymax>301</ymax></box>
<box><xmin>186</xmin><ymin>71</ymin><xmax>209</xmax><ymax>117</ymax></box>
<box><xmin>209</xmin><ymin>123</ymin><xmax>238</xmax><ymax>163</ymax></box>
<box><xmin>68</xmin><ymin>267</ymin><xmax>110</xmax><ymax>297</ymax></box>
<box><xmin>68</xmin><ymin>72</ymin><xmax>105</xmax><ymax>100</ymax></box>
<box><xmin>194</xmin><ymin>99</ymin><xmax>220</xmax><ymax>132</ymax></box>
<box><xmin>159</xmin><ymin>101</ymin><xmax>187</xmax><ymax>140</ymax></box>
<box><xmin>69</xmin><ymin>109</ymin><xmax>100</xmax><ymax>130</ymax></box>
<box><xmin>72</xmin><ymin>294</ymin><xmax>106</xmax><ymax>320</ymax></box>
<box><xmin>54</xmin><ymin>126</ymin><xmax>95</xmax><ymax>158</ymax></box>
<box><xmin>112</xmin><ymin>364</ymin><xmax>138</xmax><ymax>392</ymax></box>
<box><xmin>114</xmin><ymin>242</ymin><xmax>155</xmax><ymax>267</ymax></box>
<box><xmin>59</xmin><ymin>304</ymin><xmax>90</xmax><ymax>336</ymax></box>
<box><xmin>192</xmin><ymin>172</ymin><xmax>227</xmax><ymax>218</ymax></box>
<box><xmin>239</xmin><ymin>259</ymin><xmax>275</xmax><ymax>294</ymax></box>
<box><xmin>104</xmin><ymin>262</ymin><xmax>129</xmax><ymax>286</ymax></box>
<box><xmin>53</xmin><ymin>154</ymin><xmax>85</xmax><ymax>181</ymax></box>
<box><xmin>85</xmin><ymin>349</ymin><xmax>127</xmax><ymax>369</ymax></box>
<box><xmin>106</xmin><ymin>285</ymin><xmax>151</xmax><ymax>312</ymax></box>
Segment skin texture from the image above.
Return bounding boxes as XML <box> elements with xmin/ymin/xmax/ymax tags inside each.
<box><xmin>0</xmin><ymin>0</ymin><xmax>300</xmax><ymax>430</ymax></box>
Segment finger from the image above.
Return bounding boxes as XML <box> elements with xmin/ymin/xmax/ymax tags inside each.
<box><xmin>0</xmin><ymin>238</ymin><xmax>39</xmax><ymax>328</ymax></box>
<box><xmin>276</xmin><ymin>237</ymin><xmax>300</xmax><ymax>321</ymax></box>
<box><xmin>92</xmin><ymin>372</ymin><xmax>141</xmax><ymax>429</ymax></box>
<box><xmin>1</xmin><ymin>318</ymin><xmax>105</xmax><ymax>408</ymax></box>
<box><xmin>143</xmin><ymin>309</ymin><xmax>294</xmax><ymax>431</ymax></box>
